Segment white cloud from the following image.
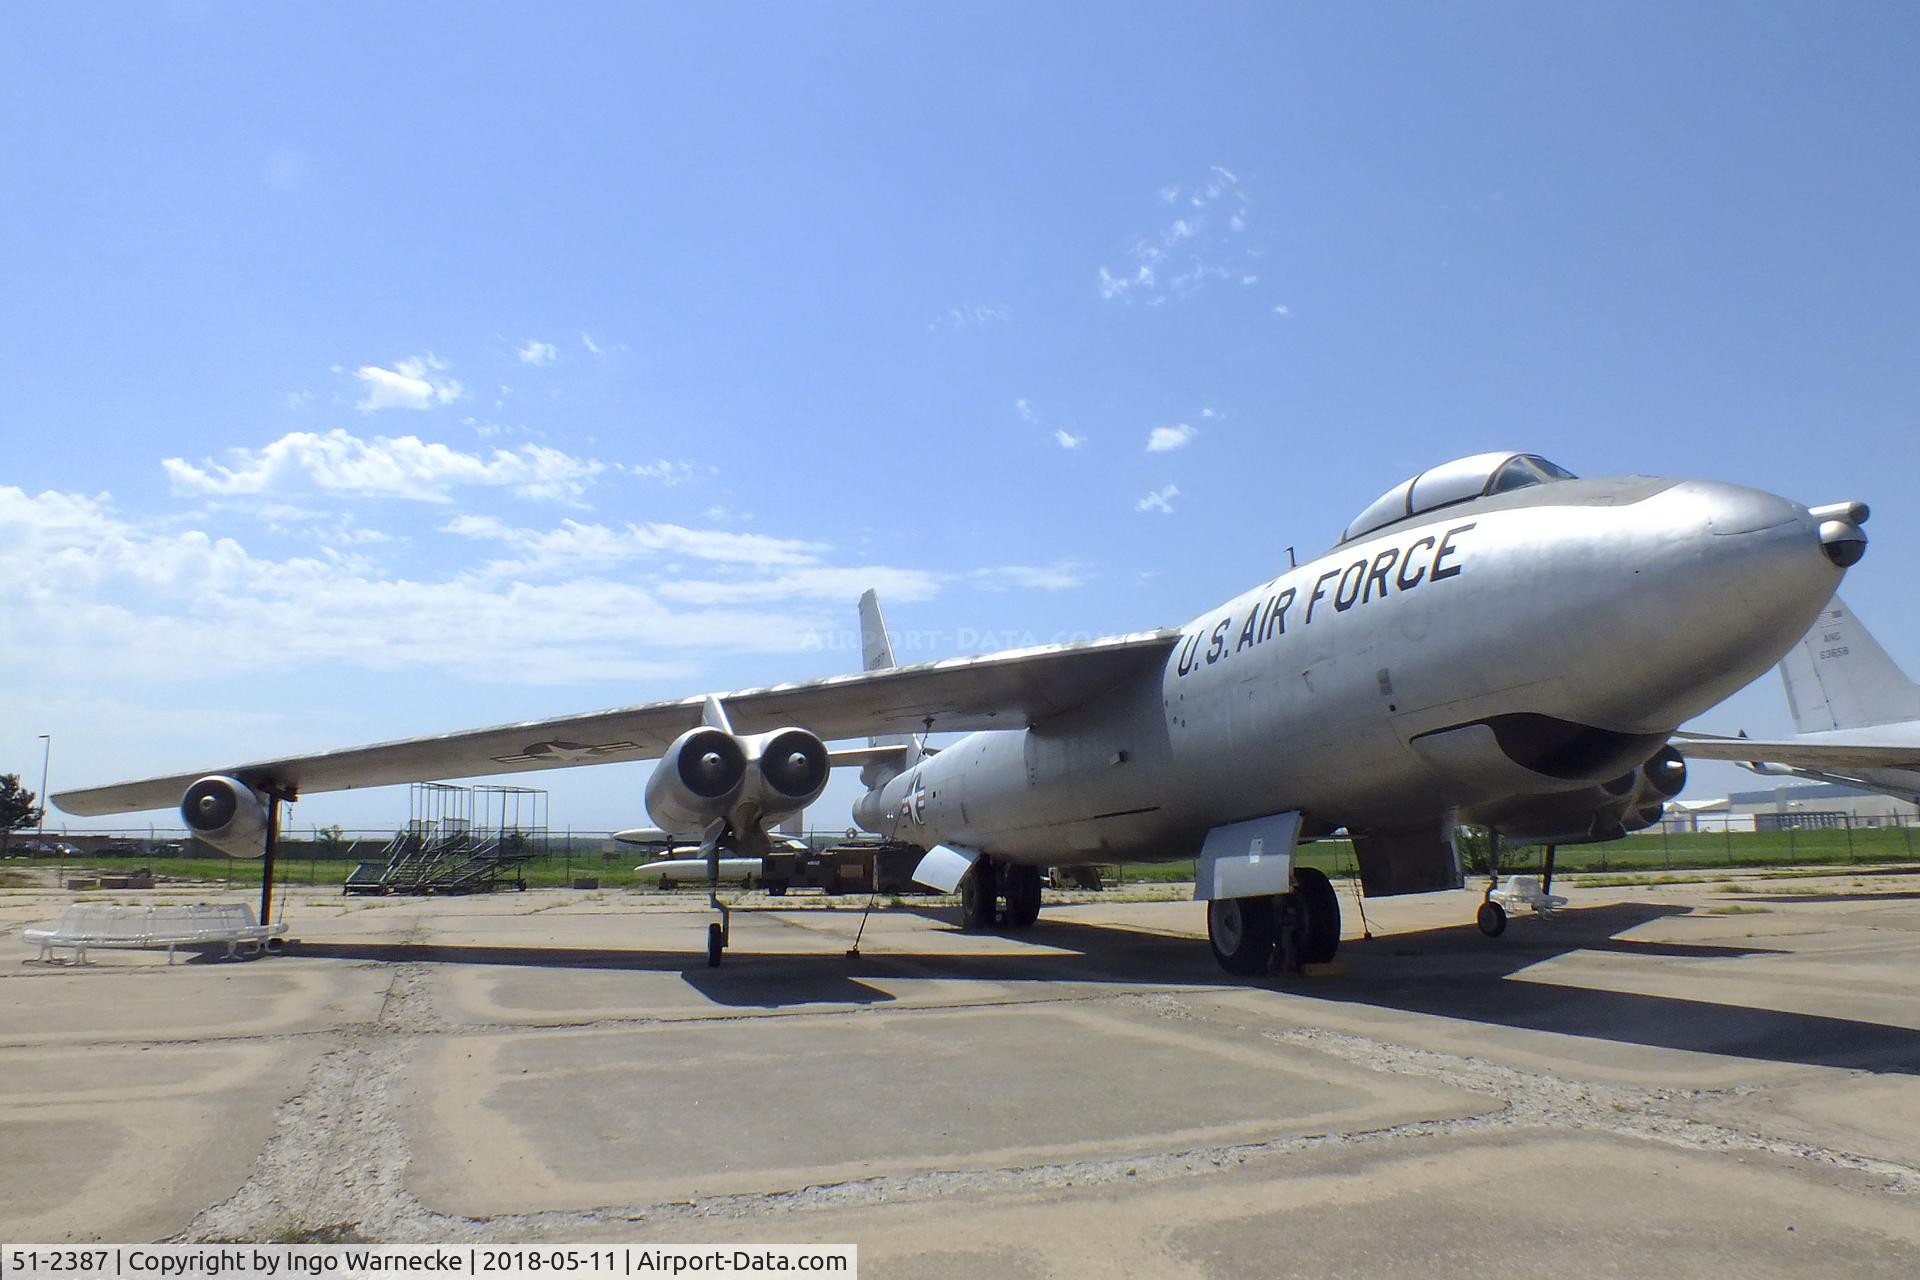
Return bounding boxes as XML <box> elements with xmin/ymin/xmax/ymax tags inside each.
<box><xmin>1273</xmin><ymin>303</ymin><xmax>1292</xmax><ymax>317</ymax></box>
<box><xmin>0</xmin><ymin>486</ymin><xmax>930</xmax><ymax>687</ymax></box>
<box><xmin>0</xmin><ymin>477</ymin><xmax>1111</xmax><ymax>702</ymax></box>
<box><xmin>1146</xmin><ymin>423</ymin><xmax>1196</xmax><ymax>452</ymax></box>
<box><xmin>1015</xmin><ymin>398</ymin><xmax>1039</xmax><ymax>425</ymax></box>
<box><xmin>1098</xmin><ymin>265</ymin><xmax>1155</xmax><ymax>300</ymax></box>
<box><xmin>657</xmin><ymin>565</ymin><xmax>940</xmax><ymax>606</ymax></box>
<box><xmin>1054</xmin><ymin>429</ymin><xmax>1085</xmax><ymax>450</ymax></box>
<box><xmin>517</xmin><ymin>340</ymin><xmax>557</xmax><ymax>367</ymax></box>
<box><xmin>934</xmin><ymin>303</ymin><xmax>1010</xmax><ymax>332</ymax></box>
<box><xmin>353</xmin><ymin>354</ymin><xmax>464</xmax><ymax>412</ymax></box>
<box><xmin>441</xmin><ymin>514</ymin><xmax>826</xmax><ymax>573</ymax></box>
<box><xmin>580</xmin><ymin>332</ymin><xmax>602</xmax><ymax>354</ymax></box>
<box><xmin>621</xmin><ymin>460</ymin><xmax>697</xmax><ymax>485</ymax></box>
<box><xmin>970</xmin><ymin>563</ymin><xmax>1084</xmax><ymax>591</ymax></box>
<box><xmin>163</xmin><ymin>429</ymin><xmax>609</xmax><ymax>505</ymax></box>
<box><xmin>1136</xmin><ymin>483</ymin><xmax>1181</xmax><ymax>515</ymax></box>
<box><xmin>1099</xmin><ymin>166</ymin><xmax>1263</xmax><ymax>305</ymax></box>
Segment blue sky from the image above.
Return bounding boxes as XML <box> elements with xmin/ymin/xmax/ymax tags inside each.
<box><xmin>5</xmin><ymin>3</ymin><xmax>1918</xmax><ymax>833</ymax></box>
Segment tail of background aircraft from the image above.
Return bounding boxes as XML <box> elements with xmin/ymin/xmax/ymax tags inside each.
<box><xmin>857</xmin><ymin>589</ymin><xmax>924</xmax><ymax>792</ymax></box>
<box><xmin>1779</xmin><ymin>595</ymin><xmax>1920</xmax><ymax>732</ymax></box>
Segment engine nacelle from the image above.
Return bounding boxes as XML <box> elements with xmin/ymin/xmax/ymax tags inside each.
<box><xmin>645</xmin><ymin>727</ymin><xmax>749</xmax><ymax>834</ymax></box>
<box><xmin>180</xmin><ymin>775</ymin><xmax>270</xmax><ymax>858</ymax></box>
<box><xmin>1465</xmin><ymin>744</ymin><xmax>1688</xmax><ymax>846</ymax></box>
<box><xmin>644</xmin><ymin>725</ymin><xmax>831</xmax><ymax>839</ymax></box>
<box><xmin>1639</xmin><ymin>746</ymin><xmax>1687</xmax><ymax>800</ymax></box>
<box><xmin>755</xmin><ymin>728</ymin><xmax>831</xmax><ymax>810</ymax></box>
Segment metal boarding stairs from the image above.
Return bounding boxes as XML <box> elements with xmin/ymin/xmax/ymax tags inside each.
<box><xmin>344</xmin><ymin>828</ymin><xmax>533</xmax><ymax>895</ymax></box>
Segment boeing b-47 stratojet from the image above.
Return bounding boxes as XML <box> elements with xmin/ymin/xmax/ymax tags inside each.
<box><xmin>56</xmin><ymin>452</ymin><xmax>1869</xmax><ymax>973</ymax></box>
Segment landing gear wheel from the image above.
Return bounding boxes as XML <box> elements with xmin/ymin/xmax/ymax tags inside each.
<box><xmin>706</xmin><ymin>922</ymin><xmax>725</xmax><ymax>967</ymax></box>
<box><xmin>1293</xmin><ymin>866</ymin><xmax>1341</xmax><ymax>964</ymax></box>
<box><xmin>1477</xmin><ymin>900</ymin><xmax>1507</xmax><ymax>938</ymax></box>
<box><xmin>767</xmin><ymin>883</ymin><xmax>788</xmax><ymax>898</ymax></box>
<box><xmin>1004</xmin><ymin>865</ymin><xmax>1042</xmax><ymax>928</ymax></box>
<box><xmin>959</xmin><ymin>858</ymin><xmax>998</xmax><ymax>928</ymax></box>
<box><xmin>1208</xmin><ymin>896</ymin><xmax>1279</xmax><ymax>976</ymax></box>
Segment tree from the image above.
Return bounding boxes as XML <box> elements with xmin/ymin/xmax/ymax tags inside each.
<box><xmin>0</xmin><ymin>773</ymin><xmax>40</xmax><ymax>858</ymax></box>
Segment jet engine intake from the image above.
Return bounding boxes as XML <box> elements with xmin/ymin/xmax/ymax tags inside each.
<box><xmin>180</xmin><ymin>775</ymin><xmax>270</xmax><ymax>858</ymax></box>
<box><xmin>643</xmin><ymin>725</ymin><xmax>830</xmax><ymax>838</ymax></box>
<box><xmin>1639</xmin><ymin>746</ymin><xmax>1687</xmax><ymax>800</ymax></box>
<box><xmin>757</xmin><ymin>728</ymin><xmax>830</xmax><ymax>806</ymax></box>
<box><xmin>645</xmin><ymin>727</ymin><xmax>749</xmax><ymax>834</ymax></box>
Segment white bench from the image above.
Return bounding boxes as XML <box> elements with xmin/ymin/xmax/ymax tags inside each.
<box><xmin>1489</xmin><ymin>874</ymin><xmax>1568</xmax><ymax>918</ymax></box>
<box><xmin>23</xmin><ymin>903</ymin><xmax>287</xmax><ymax>964</ymax></box>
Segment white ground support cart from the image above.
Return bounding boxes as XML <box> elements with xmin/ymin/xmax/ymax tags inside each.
<box><xmin>1488</xmin><ymin>874</ymin><xmax>1568</xmax><ymax>921</ymax></box>
<box><xmin>24</xmin><ymin>903</ymin><xmax>287</xmax><ymax>964</ymax></box>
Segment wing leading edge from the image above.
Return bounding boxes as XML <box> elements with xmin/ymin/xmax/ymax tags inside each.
<box><xmin>55</xmin><ymin>628</ymin><xmax>1182</xmax><ymax>816</ymax></box>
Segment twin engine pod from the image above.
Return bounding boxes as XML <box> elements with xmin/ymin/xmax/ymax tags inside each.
<box><xmin>643</xmin><ymin>725</ymin><xmax>831</xmax><ymax>836</ymax></box>
<box><xmin>1466</xmin><ymin>745</ymin><xmax>1688</xmax><ymax>846</ymax></box>
<box><xmin>180</xmin><ymin>775</ymin><xmax>271</xmax><ymax>858</ymax></box>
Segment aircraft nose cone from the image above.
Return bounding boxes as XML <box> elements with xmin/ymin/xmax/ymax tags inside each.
<box><xmin>1584</xmin><ymin>479</ymin><xmax>1850</xmax><ymax>727</ymax></box>
<box><xmin>1702</xmin><ymin>484</ymin><xmax>1801</xmax><ymax>537</ymax></box>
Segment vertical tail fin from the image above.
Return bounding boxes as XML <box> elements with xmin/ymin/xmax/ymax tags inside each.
<box><xmin>1779</xmin><ymin>595</ymin><xmax>1920</xmax><ymax>732</ymax></box>
<box><xmin>858</xmin><ymin>589</ymin><xmax>923</xmax><ymax>789</ymax></box>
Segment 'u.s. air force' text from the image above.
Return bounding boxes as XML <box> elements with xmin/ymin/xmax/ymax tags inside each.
<box><xmin>1175</xmin><ymin>522</ymin><xmax>1475</xmax><ymax>678</ymax></box>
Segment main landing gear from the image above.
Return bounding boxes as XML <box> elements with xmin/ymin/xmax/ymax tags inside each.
<box><xmin>1206</xmin><ymin>866</ymin><xmax>1341</xmax><ymax>976</ymax></box>
<box><xmin>958</xmin><ymin>856</ymin><xmax>1043</xmax><ymax>930</ymax></box>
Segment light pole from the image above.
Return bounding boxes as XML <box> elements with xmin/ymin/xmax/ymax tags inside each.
<box><xmin>36</xmin><ymin>734</ymin><xmax>50</xmax><ymax>838</ymax></box>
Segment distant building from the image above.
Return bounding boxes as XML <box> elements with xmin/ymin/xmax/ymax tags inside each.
<box><xmin>1726</xmin><ymin>782</ymin><xmax>1917</xmax><ymax>828</ymax></box>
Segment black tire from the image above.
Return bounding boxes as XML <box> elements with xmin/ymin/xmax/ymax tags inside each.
<box><xmin>1005</xmin><ymin>865</ymin><xmax>1042</xmax><ymax>928</ymax></box>
<box><xmin>959</xmin><ymin>859</ymin><xmax>998</xmax><ymax>927</ymax></box>
<box><xmin>767</xmin><ymin>883</ymin><xmax>788</xmax><ymax>898</ymax></box>
<box><xmin>1208</xmin><ymin>896</ymin><xmax>1279</xmax><ymax>976</ymax></box>
<box><xmin>1293</xmin><ymin>866</ymin><xmax>1341</xmax><ymax>964</ymax></box>
<box><xmin>1477</xmin><ymin>900</ymin><xmax>1508</xmax><ymax>937</ymax></box>
<box><xmin>706</xmin><ymin>922</ymin><xmax>724</xmax><ymax>967</ymax></box>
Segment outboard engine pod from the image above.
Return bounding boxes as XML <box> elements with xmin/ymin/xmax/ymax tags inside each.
<box><xmin>180</xmin><ymin>775</ymin><xmax>269</xmax><ymax>858</ymax></box>
<box><xmin>758</xmin><ymin>728</ymin><xmax>830</xmax><ymax>803</ymax></box>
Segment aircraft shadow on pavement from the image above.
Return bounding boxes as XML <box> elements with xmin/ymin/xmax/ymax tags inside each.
<box><xmin>291</xmin><ymin>901</ymin><xmax>1918</xmax><ymax>1072</ymax></box>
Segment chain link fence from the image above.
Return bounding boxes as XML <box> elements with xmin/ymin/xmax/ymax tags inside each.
<box><xmin>12</xmin><ymin>813</ymin><xmax>1920</xmax><ymax>891</ymax></box>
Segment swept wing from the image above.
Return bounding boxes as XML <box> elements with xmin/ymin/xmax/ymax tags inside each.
<box><xmin>56</xmin><ymin>629</ymin><xmax>1180</xmax><ymax>816</ymax></box>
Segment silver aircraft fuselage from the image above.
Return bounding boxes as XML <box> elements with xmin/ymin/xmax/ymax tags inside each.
<box><xmin>864</xmin><ymin>476</ymin><xmax>1846</xmax><ymax>865</ymax></box>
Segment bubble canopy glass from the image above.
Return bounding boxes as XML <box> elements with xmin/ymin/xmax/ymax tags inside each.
<box><xmin>1341</xmin><ymin>452</ymin><xmax>1578</xmax><ymax>544</ymax></box>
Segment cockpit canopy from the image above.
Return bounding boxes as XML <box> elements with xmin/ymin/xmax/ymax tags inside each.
<box><xmin>1341</xmin><ymin>452</ymin><xmax>1578</xmax><ymax>544</ymax></box>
